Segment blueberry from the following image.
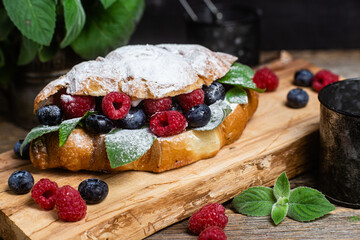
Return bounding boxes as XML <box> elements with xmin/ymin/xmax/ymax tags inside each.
<box><xmin>14</xmin><ymin>140</ymin><xmax>30</xmax><ymax>160</ymax></box>
<box><xmin>118</xmin><ymin>107</ymin><xmax>146</xmax><ymax>129</ymax></box>
<box><xmin>202</xmin><ymin>82</ymin><xmax>226</xmax><ymax>105</ymax></box>
<box><xmin>85</xmin><ymin>114</ymin><xmax>114</xmax><ymax>134</ymax></box>
<box><xmin>287</xmin><ymin>88</ymin><xmax>309</xmax><ymax>108</ymax></box>
<box><xmin>78</xmin><ymin>178</ymin><xmax>109</xmax><ymax>204</ymax></box>
<box><xmin>8</xmin><ymin>170</ymin><xmax>34</xmax><ymax>194</ymax></box>
<box><xmin>184</xmin><ymin>104</ymin><xmax>211</xmax><ymax>127</ymax></box>
<box><xmin>36</xmin><ymin>105</ymin><xmax>63</xmax><ymax>126</ymax></box>
<box><xmin>294</xmin><ymin>69</ymin><xmax>313</xmax><ymax>87</ymax></box>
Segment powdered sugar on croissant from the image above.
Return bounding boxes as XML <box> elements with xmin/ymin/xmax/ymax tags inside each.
<box><xmin>33</xmin><ymin>44</ymin><xmax>237</xmax><ymax>112</ymax></box>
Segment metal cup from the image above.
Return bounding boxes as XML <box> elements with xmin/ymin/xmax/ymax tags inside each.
<box><xmin>318</xmin><ymin>79</ymin><xmax>360</xmax><ymax>208</ymax></box>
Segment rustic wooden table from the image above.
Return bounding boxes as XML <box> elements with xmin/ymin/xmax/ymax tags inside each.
<box><xmin>1</xmin><ymin>50</ymin><xmax>360</xmax><ymax>239</ymax></box>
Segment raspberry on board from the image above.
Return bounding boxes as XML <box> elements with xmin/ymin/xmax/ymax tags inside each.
<box><xmin>177</xmin><ymin>89</ymin><xmax>205</xmax><ymax>112</ymax></box>
<box><xmin>188</xmin><ymin>203</ymin><xmax>228</xmax><ymax>235</ymax></box>
<box><xmin>31</xmin><ymin>178</ymin><xmax>59</xmax><ymax>210</ymax></box>
<box><xmin>143</xmin><ymin>97</ymin><xmax>172</xmax><ymax>116</ymax></box>
<box><xmin>102</xmin><ymin>92</ymin><xmax>131</xmax><ymax>120</ymax></box>
<box><xmin>60</xmin><ymin>94</ymin><xmax>95</xmax><ymax>119</ymax></box>
<box><xmin>312</xmin><ymin>69</ymin><xmax>339</xmax><ymax>92</ymax></box>
<box><xmin>198</xmin><ymin>226</ymin><xmax>227</xmax><ymax>240</ymax></box>
<box><xmin>149</xmin><ymin>111</ymin><xmax>187</xmax><ymax>137</ymax></box>
<box><xmin>56</xmin><ymin>185</ymin><xmax>87</xmax><ymax>222</ymax></box>
<box><xmin>253</xmin><ymin>67</ymin><xmax>279</xmax><ymax>91</ymax></box>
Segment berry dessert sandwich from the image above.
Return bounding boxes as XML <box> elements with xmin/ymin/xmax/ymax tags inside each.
<box><xmin>21</xmin><ymin>44</ymin><xmax>263</xmax><ymax>173</ymax></box>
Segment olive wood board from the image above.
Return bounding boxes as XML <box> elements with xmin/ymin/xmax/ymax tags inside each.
<box><xmin>0</xmin><ymin>59</ymin><xmax>322</xmax><ymax>240</ymax></box>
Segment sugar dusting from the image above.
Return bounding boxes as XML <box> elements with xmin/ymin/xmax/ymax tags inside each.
<box><xmin>56</xmin><ymin>44</ymin><xmax>235</xmax><ymax>98</ymax></box>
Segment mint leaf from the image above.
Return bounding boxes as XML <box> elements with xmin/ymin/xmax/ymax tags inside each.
<box><xmin>194</xmin><ymin>100</ymin><xmax>231</xmax><ymax>131</ymax></box>
<box><xmin>226</xmin><ymin>87</ymin><xmax>248</xmax><ymax>104</ymax></box>
<box><xmin>3</xmin><ymin>0</ymin><xmax>56</xmax><ymax>45</ymax></box>
<box><xmin>273</xmin><ymin>172</ymin><xmax>290</xmax><ymax>200</ymax></box>
<box><xmin>38</xmin><ymin>44</ymin><xmax>57</xmax><ymax>63</ymax></box>
<box><xmin>58</xmin><ymin>111</ymin><xmax>95</xmax><ymax>147</ymax></box>
<box><xmin>100</xmin><ymin>0</ymin><xmax>117</xmax><ymax>9</ymax></box>
<box><xmin>60</xmin><ymin>0</ymin><xmax>86</xmax><ymax>48</ymax></box>
<box><xmin>288</xmin><ymin>187</ymin><xmax>335</xmax><ymax>222</ymax></box>
<box><xmin>271</xmin><ymin>201</ymin><xmax>289</xmax><ymax>225</ymax></box>
<box><xmin>218</xmin><ymin>63</ymin><xmax>265</xmax><ymax>93</ymax></box>
<box><xmin>71</xmin><ymin>0</ymin><xmax>145</xmax><ymax>59</ymax></box>
<box><xmin>17</xmin><ymin>36</ymin><xmax>40</xmax><ymax>65</ymax></box>
<box><xmin>105</xmin><ymin>128</ymin><xmax>156</xmax><ymax>168</ymax></box>
<box><xmin>232</xmin><ymin>187</ymin><xmax>276</xmax><ymax>216</ymax></box>
<box><xmin>20</xmin><ymin>125</ymin><xmax>59</xmax><ymax>155</ymax></box>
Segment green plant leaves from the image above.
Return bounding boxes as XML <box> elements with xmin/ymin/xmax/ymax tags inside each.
<box><xmin>100</xmin><ymin>0</ymin><xmax>117</xmax><ymax>9</ymax></box>
<box><xmin>3</xmin><ymin>0</ymin><xmax>56</xmax><ymax>45</ymax></box>
<box><xmin>232</xmin><ymin>187</ymin><xmax>276</xmax><ymax>216</ymax></box>
<box><xmin>0</xmin><ymin>8</ymin><xmax>14</xmax><ymax>41</ymax></box>
<box><xmin>71</xmin><ymin>0</ymin><xmax>145</xmax><ymax>59</ymax></box>
<box><xmin>17</xmin><ymin>36</ymin><xmax>40</xmax><ymax>66</ymax></box>
<box><xmin>60</xmin><ymin>0</ymin><xmax>86</xmax><ymax>48</ymax></box>
<box><xmin>288</xmin><ymin>187</ymin><xmax>335</xmax><ymax>222</ymax></box>
<box><xmin>194</xmin><ymin>100</ymin><xmax>232</xmax><ymax>131</ymax></box>
<box><xmin>20</xmin><ymin>125</ymin><xmax>60</xmax><ymax>155</ymax></box>
<box><xmin>218</xmin><ymin>63</ymin><xmax>264</xmax><ymax>93</ymax></box>
<box><xmin>105</xmin><ymin>128</ymin><xmax>156</xmax><ymax>168</ymax></box>
<box><xmin>271</xmin><ymin>201</ymin><xmax>289</xmax><ymax>225</ymax></box>
<box><xmin>225</xmin><ymin>87</ymin><xmax>248</xmax><ymax>104</ymax></box>
<box><xmin>273</xmin><ymin>172</ymin><xmax>290</xmax><ymax>199</ymax></box>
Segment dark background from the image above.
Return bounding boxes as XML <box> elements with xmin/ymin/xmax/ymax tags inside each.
<box><xmin>130</xmin><ymin>0</ymin><xmax>360</xmax><ymax>50</ymax></box>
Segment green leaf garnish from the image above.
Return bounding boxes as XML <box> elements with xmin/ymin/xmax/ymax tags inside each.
<box><xmin>100</xmin><ymin>0</ymin><xmax>117</xmax><ymax>9</ymax></box>
<box><xmin>193</xmin><ymin>100</ymin><xmax>231</xmax><ymax>131</ymax></box>
<box><xmin>271</xmin><ymin>201</ymin><xmax>289</xmax><ymax>225</ymax></box>
<box><xmin>288</xmin><ymin>187</ymin><xmax>335</xmax><ymax>222</ymax></box>
<box><xmin>58</xmin><ymin>111</ymin><xmax>95</xmax><ymax>147</ymax></box>
<box><xmin>233</xmin><ymin>172</ymin><xmax>335</xmax><ymax>225</ymax></box>
<box><xmin>232</xmin><ymin>186</ymin><xmax>276</xmax><ymax>216</ymax></box>
<box><xmin>273</xmin><ymin>172</ymin><xmax>290</xmax><ymax>200</ymax></box>
<box><xmin>20</xmin><ymin>125</ymin><xmax>60</xmax><ymax>155</ymax></box>
<box><xmin>17</xmin><ymin>36</ymin><xmax>40</xmax><ymax>65</ymax></box>
<box><xmin>226</xmin><ymin>87</ymin><xmax>248</xmax><ymax>104</ymax></box>
<box><xmin>60</xmin><ymin>0</ymin><xmax>86</xmax><ymax>48</ymax></box>
<box><xmin>218</xmin><ymin>62</ymin><xmax>265</xmax><ymax>93</ymax></box>
<box><xmin>105</xmin><ymin>128</ymin><xmax>156</xmax><ymax>168</ymax></box>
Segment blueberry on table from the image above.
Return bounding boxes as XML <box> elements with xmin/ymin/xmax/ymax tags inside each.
<box><xmin>8</xmin><ymin>170</ymin><xmax>34</xmax><ymax>194</ymax></box>
<box><xmin>14</xmin><ymin>140</ymin><xmax>29</xmax><ymax>160</ymax></box>
<box><xmin>78</xmin><ymin>178</ymin><xmax>109</xmax><ymax>204</ymax></box>
<box><xmin>294</xmin><ymin>69</ymin><xmax>313</xmax><ymax>87</ymax></box>
<box><xmin>286</xmin><ymin>88</ymin><xmax>309</xmax><ymax>108</ymax></box>
<box><xmin>85</xmin><ymin>114</ymin><xmax>114</xmax><ymax>134</ymax></box>
<box><xmin>203</xmin><ymin>82</ymin><xmax>226</xmax><ymax>105</ymax></box>
<box><xmin>36</xmin><ymin>105</ymin><xmax>63</xmax><ymax>126</ymax></box>
<box><xmin>184</xmin><ymin>104</ymin><xmax>211</xmax><ymax>128</ymax></box>
<box><xmin>118</xmin><ymin>107</ymin><xmax>146</xmax><ymax>129</ymax></box>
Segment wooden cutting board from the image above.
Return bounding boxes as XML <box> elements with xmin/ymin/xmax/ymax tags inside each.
<box><xmin>0</xmin><ymin>58</ymin><xmax>322</xmax><ymax>240</ymax></box>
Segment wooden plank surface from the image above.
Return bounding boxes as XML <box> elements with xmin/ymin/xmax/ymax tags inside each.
<box><xmin>0</xmin><ymin>58</ymin><xmax>323</xmax><ymax>240</ymax></box>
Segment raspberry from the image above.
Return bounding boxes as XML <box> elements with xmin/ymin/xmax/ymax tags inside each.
<box><xmin>60</xmin><ymin>94</ymin><xmax>95</xmax><ymax>119</ymax></box>
<box><xmin>143</xmin><ymin>97</ymin><xmax>172</xmax><ymax>116</ymax></box>
<box><xmin>31</xmin><ymin>178</ymin><xmax>59</xmax><ymax>210</ymax></box>
<box><xmin>253</xmin><ymin>67</ymin><xmax>279</xmax><ymax>91</ymax></box>
<box><xmin>188</xmin><ymin>203</ymin><xmax>228</xmax><ymax>235</ymax></box>
<box><xmin>149</xmin><ymin>111</ymin><xmax>187</xmax><ymax>137</ymax></box>
<box><xmin>312</xmin><ymin>70</ymin><xmax>339</xmax><ymax>92</ymax></box>
<box><xmin>177</xmin><ymin>89</ymin><xmax>205</xmax><ymax>112</ymax></box>
<box><xmin>102</xmin><ymin>92</ymin><xmax>131</xmax><ymax>120</ymax></box>
<box><xmin>56</xmin><ymin>185</ymin><xmax>87</xmax><ymax>222</ymax></box>
<box><xmin>198</xmin><ymin>226</ymin><xmax>227</xmax><ymax>240</ymax></box>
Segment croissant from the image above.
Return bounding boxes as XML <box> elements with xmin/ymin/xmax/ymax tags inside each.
<box><xmin>28</xmin><ymin>44</ymin><xmax>258</xmax><ymax>172</ymax></box>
